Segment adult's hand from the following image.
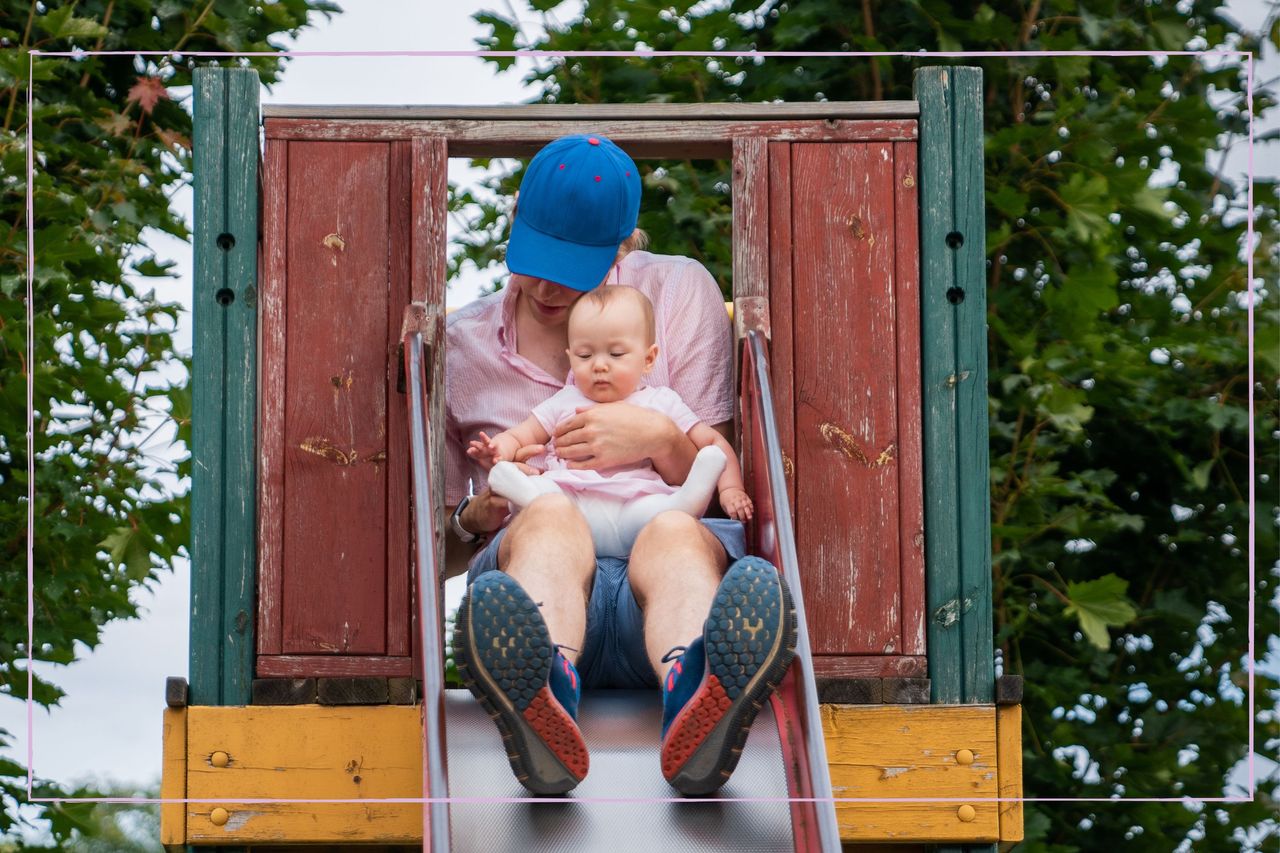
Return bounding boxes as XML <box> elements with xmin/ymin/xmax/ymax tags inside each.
<box><xmin>458</xmin><ymin>460</ymin><xmax>539</xmax><ymax>535</ymax></box>
<box><xmin>553</xmin><ymin>402</ymin><xmax>697</xmax><ymax>483</ymax></box>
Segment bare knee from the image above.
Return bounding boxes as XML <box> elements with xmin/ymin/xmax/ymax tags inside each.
<box><xmin>630</xmin><ymin>512</ymin><xmax>724</xmax><ymax>604</ymax></box>
<box><xmin>499</xmin><ymin>494</ymin><xmax>594</xmax><ymax>585</ymax></box>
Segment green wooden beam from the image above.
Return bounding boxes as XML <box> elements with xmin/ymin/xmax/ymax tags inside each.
<box><xmin>915</xmin><ymin>65</ymin><xmax>994</xmax><ymax>708</ymax></box>
<box><xmin>189</xmin><ymin>67</ymin><xmax>259</xmax><ymax>707</ymax></box>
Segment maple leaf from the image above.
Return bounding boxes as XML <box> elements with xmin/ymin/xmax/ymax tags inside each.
<box><xmin>155</xmin><ymin>128</ymin><xmax>191</xmax><ymax>154</ymax></box>
<box><xmin>126</xmin><ymin>76</ymin><xmax>169</xmax><ymax>114</ymax></box>
<box><xmin>94</xmin><ymin>110</ymin><xmax>132</xmax><ymax>136</ymax></box>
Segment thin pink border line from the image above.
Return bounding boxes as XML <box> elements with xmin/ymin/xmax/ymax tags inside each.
<box><xmin>23</xmin><ymin>795</ymin><xmax>1259</xmax><ymax>805</ymax></box>
<box><xmin>31</xmin><ymin>48</ymin><xmax>1253</xmax><ymax>59</ymax></box>
<box><xmin>22</xmin><ymin>47</ymin><xmax>1260</xmax><ymax>812</ymax></box>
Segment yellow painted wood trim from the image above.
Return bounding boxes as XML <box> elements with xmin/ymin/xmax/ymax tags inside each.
<box><xmin>160</xmin><ymin>707</ymin><xmax>186</xmax><ymax>847</ymax></box>
<box><xmin>822</xmin><ymin>704</ymin><xmax>1000</xmax><ymax>843</ymax></box>
<box><xmin>185</xmin><ymin>705</ymin><xmax>422</xmax><ymax>844</ymax></box>
<box><xmin>997</xmin><ymin>703</ymin><xmax>1024</xmax><ymax>843</ymax></box>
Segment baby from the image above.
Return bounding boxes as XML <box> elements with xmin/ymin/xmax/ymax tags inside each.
<box><xmin>467</xmin><ymin>285</ymin><xmax>752</xmax><ymax>558</ymax></box>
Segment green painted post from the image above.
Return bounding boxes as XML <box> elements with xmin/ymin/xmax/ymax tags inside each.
<box><xmin>915</xmin><ymin>65</ymin><xmax>994</xmax><ymax>708</ymax></box>
<box><xmin>190</xmin><ymin>67</ymin><xmax>259</xmax><ymax>708</ymax></box>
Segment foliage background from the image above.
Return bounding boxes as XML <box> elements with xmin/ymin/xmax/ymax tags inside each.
<box><xmin>453</xmin><ymin>1</ymin><xmax>1280</xmax><ymax>850</ymax></box>
<box><xmin>0</xmin><ymin>0</ymin><xmax>336</xmax><ymax>846</ymax></box>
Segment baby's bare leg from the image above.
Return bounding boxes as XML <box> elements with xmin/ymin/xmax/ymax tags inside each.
<box><xmin>488</xmin><ymin>461</ymin><xmax>565</xmax><ymax>510</ymax></box>
<box><xmin>615</xmin><ymin>445</ymin><xmax>727</xmax><ymax>552</ymax></box>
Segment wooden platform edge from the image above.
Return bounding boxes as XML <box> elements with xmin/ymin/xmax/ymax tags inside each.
<box><xmin>997</xmin><ymin>703</ymin><xmax>1024</xmax><ymax>844</ymax></box>
<box><xmin>160</xmin><ymin>706</ymin><xmax>186</xmax><ymax>848</ymax></box>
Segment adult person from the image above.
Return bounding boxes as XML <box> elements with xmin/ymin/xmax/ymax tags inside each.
<box><xmin>444</xmin><ymin>133</ymin><xmax>796</xmax><ymax>796</ymax></box>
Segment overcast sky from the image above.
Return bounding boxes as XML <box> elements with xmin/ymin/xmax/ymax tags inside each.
<box><xmin>4</xmin><ymin>0</ymin><xmax>1277</xmax><ymax>816</ymax></box>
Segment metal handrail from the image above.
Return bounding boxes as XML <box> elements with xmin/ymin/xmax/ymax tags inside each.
<box><xmin>742</xmin><ymin>330</ymin><xmax>842</xmax><ymax>853</ymax></box>
<box><xmin>402</xmin><ymin>307</ymin><xmax>450</xmax><ymax>853</ymax></box>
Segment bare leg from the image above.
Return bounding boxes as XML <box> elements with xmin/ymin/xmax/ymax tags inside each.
<box><xmin>628</xmin><ymin>511</ymin><xmax>728</xmax><ymax>681</ymax></box>
<box><xmin>497</xmin><ymin>493</ymin><xmax>596</xmax><ymax>665</ymax></box>
<box><xmin>614</xmin><ymin>446</ymin><xmax>726</xmax><ymax>553</ymax></box>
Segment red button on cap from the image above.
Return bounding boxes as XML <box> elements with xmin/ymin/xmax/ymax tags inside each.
<box><xmin>587</xmin><ymin>137</ymin><xmax>600</xmax><ymax>145</ymax></box>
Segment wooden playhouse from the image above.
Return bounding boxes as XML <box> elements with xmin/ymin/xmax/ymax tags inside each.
<box><xmin>159</xmin><ymin>65</ymin><xmax>1024</xmax><ymax>851</ymax></box>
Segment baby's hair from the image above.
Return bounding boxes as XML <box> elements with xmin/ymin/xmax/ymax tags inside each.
<box><xmin>570</xmin><ymin>285</ymin><xmax>656</xmax><ymax>345</ymax></box>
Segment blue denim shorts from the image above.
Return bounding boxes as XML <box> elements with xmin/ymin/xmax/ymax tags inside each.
<box><xmin>465</xmin><ymin>518</ymin><xmax>746</xmax><ymax>690</ymax></box>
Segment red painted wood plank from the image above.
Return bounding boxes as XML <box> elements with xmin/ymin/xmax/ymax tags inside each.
<box><xmin>262</xmin><ymin>118</ymin><xmax>920</xmax><ymax>158</ymax></box>
<box><xmin>811</xmin><ymin>655</ymin><xmax>928</xmax><ymax>679</ymax></box>
<box><xmin>410</xmin><ymin>137</ymin><xmax>449</xmax><ymax>676</ymax></box>
<box><xmin>282</xmin><ymin>141</ymin><xmax>391</xmax><ymax>656</ymax></box>
<box><xmin>385</xmin><ymin>141</ymin><xmax>412</xmax><ymax>658</ymax></box>
<box><xmin>767</xmin><ymin>142</ymin><xmax>797</xmax><ymax>508</ymax></box>
<box><xmin>256</xmin><ymin>655</ymin><xmax>414</xmax><ymax>678</ymax></box>
<box><xmin>894</xmin><ymin>140</ymin><xmax>927</xmax><ymax>657</ymax></box>
<box><xmin>257</xmin><ymin>140</ymin><xmax>287</xmax><ymax>657</ymax></box>
<box><xmin>792</xmin><ymin>142</ymin><xmax>902</xmax><ymax>656</ymax></box>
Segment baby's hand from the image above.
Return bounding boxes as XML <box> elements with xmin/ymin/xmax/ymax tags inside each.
<box><xmin>466</xmin><ymin>430</ymin><xmax>517</xmax><ymax>470</ymax></box>
<box><xmin>720</xmin><ymin>487</ymin><xmax>753</xmax><ymax>522</ymax></box>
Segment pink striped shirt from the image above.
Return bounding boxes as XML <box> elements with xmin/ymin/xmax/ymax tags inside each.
<box><xmin>444</xmin><ymin>250</ymin><xmax>733</xmax><ymax>506</ymax></box>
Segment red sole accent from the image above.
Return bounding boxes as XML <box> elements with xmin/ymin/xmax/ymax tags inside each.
<box><xmin>522</xmin><ymin>686</ymin><xmax>590</xmax><ymax>780</ymax></box>
<box><xmin>660</xmin><ymin>675</ymin><xmax>731</xmax><ymax>779</ymax></box>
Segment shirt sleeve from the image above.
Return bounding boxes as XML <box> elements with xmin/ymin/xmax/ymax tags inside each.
<box><xmin>650</xmin><ymin>386</ymin><xmax>703</xmax><ymax>434</ymax></box>
<box><xmin>659</xmin><ymin>259</ymin><xmax>734</xmax><ymax>426</ymax></box>
<box><xmin>530</xmin><ymin>386</ymin><xmax>574</xmax><ymax>437</ymax></box>
<box><xmin>444</xmin><ymin>395</ymin><xmax>470</xmax><ymax>508</ymax></box>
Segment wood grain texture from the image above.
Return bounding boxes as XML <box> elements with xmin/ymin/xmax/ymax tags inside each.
<box><xmin>822</xmin><ymin>704</ymin><xmax>999</xmax><ymax>843</ymax></box>
<box><xmin>160</xmin><ymin>707</ymin><xmax>186</xmax><ymax>847</ymax></box>
<box><xmin>792</xmin><ymin>142</ymin><xmax>902</xmax><ymax>657</ymax></box>
<box><xmin>263</xmin><ymin>118</ymin><xmax>918</xmax><ymax>158</ymax></box>
<box><xmin>732</xmin><ymin>137</ymin><xmax>769</xmax><ymax>300</ymax></box>
<box><xmin>190</xmin><ymin>67</ymin><xmax>259</xmax><ymax>707</ymax></box>
<box><xmin>812</xmin><ymin>655</ymin><xmax>927</xmax><ymax>678</ymax></box>
<box><xmin>185</xmin><ymin>705</ymin><xmax>421</xmax><ymax>844</ymax></box>
<box><xmin>997</xmin><ymin>704</ymin><xmax>1024</xmax><ymax>843</ymax></box>
<box><xmin>384</xmin><ymin>141</ymin><xmax>412</xmax><ymax>658</ymax></box>
<box><xmin>410</xmin><ymin>137</ymin><xmax>449</xmax><ymax>676</ymax></box>
<box><xmin>767</xmin><ymin>142</ymin><xmax>797</xmax><ymax>509</ymax></box>
<box><xmin>732</xmin><ymin>136</ymin><xmax>768</xmax><ymax>488</ymax></box>
<box><xmin>256</xmin><ymin>655</ymin><xmax>413</xmax><ymax>678</ymax></box>
<box><xmin>894</xmin><ymin>140</ymin><xmax>927</xmax><ymax>659</ymax></box>
<box><xmin>914</xmin><ymin>66</ymin><xmax>994</xmax><ymax>705</ymax></box>
<box><xmin>257</xmin><ymin>138</ymin><xmax>287</xmax><ymax>657</ymax></box>
<box><xmin>262</xmin><ymin>101</ymin><xmax>920</xmax><ymax>120</ymax></box>
<box><xmin>282</xmin><ymin>140</ymin><xmax>390</xmax><ymax>656</ymax></box>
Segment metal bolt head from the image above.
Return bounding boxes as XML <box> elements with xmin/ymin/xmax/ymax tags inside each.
<box><xmin>956</xmin><ymin>748</ymin><xmax>975</xmax><ymax>765</ymax></box>
<box><xmin>210</xmin><ymin>807</ymin><xmax>230</xmax><ymax>827</ymax></box>
<box><xmin>957</xmin><ymin>804</ymin><xmax>976</xmax><ymax>822</ymax></box>
<box><xmin>903</xmin><ymin>175</ymin><xmax>915</xmax><ymax>188</ymax></box>
<box><xmin>211</xmin><ymin>751</ymin><xmax>230</xmax><ymax>768</ymax></box>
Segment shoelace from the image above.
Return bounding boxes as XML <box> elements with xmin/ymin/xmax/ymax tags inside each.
<box><xmin>660</xmin><ymin>645</ymin><xmax>688</xmax><ymax>664</ymax></box>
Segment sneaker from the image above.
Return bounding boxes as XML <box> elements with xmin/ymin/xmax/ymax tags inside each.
<box><xmin>453</xmin><ymin>571</ymin><xmax>589</xmax><ymax>794</ymax></box>
<box><xmin>659</xmin><ymin>556</ymin><xmax>797</xmax><ymax>796</ymax></box>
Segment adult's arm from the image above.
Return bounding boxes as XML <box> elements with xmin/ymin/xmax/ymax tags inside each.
<box><xmin>553</xmin><ymin>402</ymin><xmax>698</xmax><ymax>483</ymax></box>
<box><xmin>442</xmin><ymin>488</ymin><xmax>510</xmax><ymax>579</ymax></box>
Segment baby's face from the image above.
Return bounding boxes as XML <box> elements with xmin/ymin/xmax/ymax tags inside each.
<box><xmin>566</xmin><ymin>299</ymin><xmax>656</xmax><ymax>403</ymax></box>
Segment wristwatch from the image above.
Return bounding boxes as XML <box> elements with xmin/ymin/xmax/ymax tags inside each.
<box><xmin>450</xmin><ymin>494</ymin><xmax>483</xmax><ymax>544</ymax></box>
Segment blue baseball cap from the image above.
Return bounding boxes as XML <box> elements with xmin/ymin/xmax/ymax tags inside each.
<box><xmin>507</xmin><ymin>134</ymin><xmax>641</xmax><ymax>292</ymax></box>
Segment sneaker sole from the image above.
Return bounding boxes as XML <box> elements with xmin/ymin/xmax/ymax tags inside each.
<box><xmin>661</xmin><ymin>556</ymin><xmax>797</xmax><ymax>796</ymax></box>
<box><xmin>453</xmin><ymin>572</ymin><xmax>589</xmax><ymax>794</ymax></box>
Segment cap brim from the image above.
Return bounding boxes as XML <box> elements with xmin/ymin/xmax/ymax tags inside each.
<box><xmin>506</xmin><ymin>216</ymin><xmax>618</xmax><ymax>292</ymax></box>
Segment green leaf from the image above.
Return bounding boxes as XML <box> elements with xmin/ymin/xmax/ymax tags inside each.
<box><xmin>1058</xmin><ymin>173</ymin><xmax>1112</xmax><ymax>243</ymax></box>
<box><xmin>1064</xmin><ymin>574</ymin><xmax>1138</xmax><ymax>649</ymax></box>
<box><xmin>1190</xmin><ymin>459</ymin><xmax>1214</xmax><ymax>490</ymax></box>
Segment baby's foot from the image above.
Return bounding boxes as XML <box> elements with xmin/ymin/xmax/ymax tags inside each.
<box><xmin>489</xmin><ymin>461</ymin><xmax>562</xmax><ymax>510</ymax></box>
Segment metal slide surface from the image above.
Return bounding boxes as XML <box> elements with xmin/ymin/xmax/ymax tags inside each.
<box><xmin>444</xmin><ymin>688</ymin><xmax>793</xmax><ymax>852</ymax></box>
<box><xmin>406</xmin><ymin>311</ymin><xmax>837</xmax><ymax>852</ymax></box>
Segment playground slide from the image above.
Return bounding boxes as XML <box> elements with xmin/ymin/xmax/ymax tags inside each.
<box><xmin>404</xmin><ymin>317</ymin><xmax>839</xmax><ymax>852</ymax></box>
